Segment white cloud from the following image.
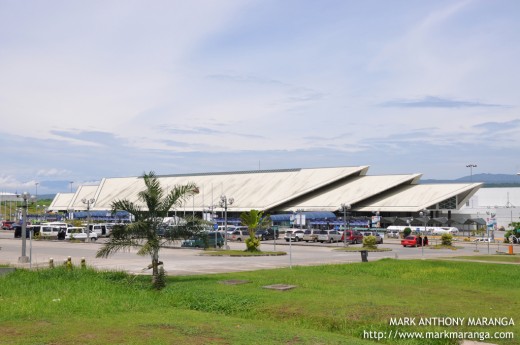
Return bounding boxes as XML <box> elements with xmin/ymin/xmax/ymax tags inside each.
<box><xmin>0</xmin><ymin>0</ymin><xmax>519</xmax><ymax>188</ymax></box>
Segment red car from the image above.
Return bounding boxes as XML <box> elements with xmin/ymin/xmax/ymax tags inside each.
<box><xmin>341</xmin><ymin>230</ymin><xmax>363</xmax><ymax>244</ymax></box>
<box><xmin>401</xmin><ymin>235</ymin><xmax>423</xmax><ymax>247</ymax></box>
<box><xmin>2</xmin><ymin>221</ymin><xmax>15</xmax><ymax>230</ymax></box>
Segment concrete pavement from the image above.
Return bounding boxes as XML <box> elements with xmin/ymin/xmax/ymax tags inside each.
<box><xmin>0</xmin><ymin>230</ymin><xmax>516</xmax><ymax>275</ymax></box>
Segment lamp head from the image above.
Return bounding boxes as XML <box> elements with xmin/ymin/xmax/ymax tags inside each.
<box><xmin>220</xmin><ymin>195</ymin><xmax>226</xmax><ymax>202</ymax></box>
<box><xmin>81</xmin><ymin>198</ymin><xmax>87</xmax><ymax>203</ymax></box>
<box><xmin>228</xmin><ymin>198</ymin><xmax>234</xmax><ymax>205</ymax></box>
<box><xmin>90</xmin><ymin>198</ymin><xmax>95</xmax><ymax>203</ymax></box>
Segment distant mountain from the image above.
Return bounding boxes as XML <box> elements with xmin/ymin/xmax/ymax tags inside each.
<box><xmin>422</xmin><ymin>173</ymin><xmax>520</xmax><ymax>186</ymax></box>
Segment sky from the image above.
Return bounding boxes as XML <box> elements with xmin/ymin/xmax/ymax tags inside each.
<box><xmin>1</xmin><ymin>0</ymin><xmax>520</xmax><ymax>195</ymax></box>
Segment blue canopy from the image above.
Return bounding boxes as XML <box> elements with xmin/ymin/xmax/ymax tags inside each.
<box><xmin>270</xmin><ymin>212</ymin><xmax>336</xmax><ymax>222</ymax></box>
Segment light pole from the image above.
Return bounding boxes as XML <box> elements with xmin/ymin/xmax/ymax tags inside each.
<box><xmin>466</xmin><ymin>164</ymin><xmax>477</xmax><ymax>182</ymax></box>
<box><xmin>292</xmin><ymin>209</ymin><xmax>303</xmax><ymax>269</ymax></box>
<box><xmin>18</xmin><ymin>192</ymin><xmax>35</xmax><ymax>263</ymax></box>
<box><xmin>419</xmin><ymin>210</ymin><xmax>429</xmax><ymax>258</ymax></box>
<box><xmin>219</xmin><ymin>195</ymin><xmax>234</xmax><ymax>249</ymax></box>
<box><xmin>81</xmin><ymin>198</ymin><xmax>95</xmax><ymax>242</ymax></box>
<box><xmin>69</xmin><ymin>181</ymin><xmax>74</xmax><ymax>193</ymax></box>
<box><xmin>341</xmin><ymin>203</ymin><xmax>351</xmax><ymax>247</ymax></box>
<box><xmin>204</xmin><ymin>205</ymin><xmax>218</xmax><ymax>248</ymax></box>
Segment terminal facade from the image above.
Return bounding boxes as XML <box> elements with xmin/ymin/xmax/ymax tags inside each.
<box><xmin>49</xmin><ymin>166</ymin><xmax>487</xmax><ymax>230</ymax></box>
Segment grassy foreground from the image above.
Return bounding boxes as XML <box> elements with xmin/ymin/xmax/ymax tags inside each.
<box><xmin>453</xmin><ymin>255</ymin><xmax>520</xmax><ymax>263</ymax></box>
<box><xmin>1</xmin><ymin>260</ymin><xmax>519</xmax><ymax>345</ymax></box>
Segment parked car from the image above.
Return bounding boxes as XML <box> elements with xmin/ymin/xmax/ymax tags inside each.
<box><xmin>229</xmin><ymin>229</ymin><xmax>249</xmax><ymax>241</ymax></box>
<box><xmin>303</xmin><ymin>229</ymin><xmax>320</xmax><ymax>242</ymax></box>
<box><xmin>317</xmin><ymin>230</ymin><xmax>342</xmax><ymax>243</ymax></box>
<box><xmin>66</xmin><ymin>227</ymin><xmax>98</xmax><ymax>242</ymax></box>
<box><xmin>341</xmin><ymin>230</ymin><xmax>363</xmax><ymax>244</ymax></box>
<box><xmin>284</xmin><ymin>230</ymin><xmax>304</xmax><ymax>242</ymax></box>
<box><xmin>181</xmin><ymin>232</ymin><xmax>224</xmax><ymax>248</ymax></box>
<box><xmin>87</xmin><ymin>223</ymin><xmax>113</xmax><ymax>237</ymax></box>
<box><xmin>40</xmin><ymin>225</ymin><xmax>66</xmax><ymax>238</ymax></box>
<box><xmin>2</xmin><ymin>221</ymin><xmax>15</xmax><ymax>230</ymax></box>
<box><xmin>363</xmin><ymin>231</ymin><xmax>383</xmax><ymax>244</ymax></box>
<box><xmin>13</xmin><ymin>224</ymin><xmax>29</xmax><ymax>238</ymax></box>
<box><xmin>255</xmin><ymin>228</ymin><xmax>278</xmax><ymax>241</ymax></box>
<box><xmin>474</xmin><ymin>237</ymin><xmax>495</xmax><ymax>243</ymax></box>
<box><xmin>386</xmin><ymin>229</ymin><xmax>400</xmax><ymax>238</ymax></box>
<box><xmin>401</xmin><ymin>235</ymin><xmax>423</xmax><ymax>247</ymax></box>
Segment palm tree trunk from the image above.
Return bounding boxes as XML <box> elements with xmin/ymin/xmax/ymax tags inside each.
<box><xmin>151</xmin><ymin>249</ymin><xmax>159</xmax><ymax>278</ymax></box>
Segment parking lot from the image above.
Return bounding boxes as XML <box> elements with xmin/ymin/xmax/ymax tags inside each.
<box><xmin>0</xmin><ymin>230</ymin><xmax>515</xmax><ymax>275</ymax></box>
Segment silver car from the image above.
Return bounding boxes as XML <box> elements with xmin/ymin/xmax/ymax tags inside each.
<box><xmin>317</xmin><ymin>230</ymin><xmax>342</xmax><ymax>243</ymax></box>
<box><xmin>364</xmin><ymin>231</ymin><xmax>383</xmax><ymax>244</ymax></box>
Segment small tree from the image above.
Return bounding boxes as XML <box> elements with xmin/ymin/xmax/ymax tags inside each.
<box><xmin>403</xmin><ymin>227</ymin><xmax>411</xmax><ymax>238</ymax></box>
<box><xmin>363</xmin><ymin>235</ymin><xmax>377</xmax><ymax>249</ymax></box>
<box><xmin>96</xmin><ymin>171</ymin><xmax>201</xmax><ymax>288</ymax></box>
<box><xmin>240</xmin><ymin>209</ymin><xmax>270</xmax><ymax>252</ymax></box>
<box><xmin>441</xmin><ymin>233</ymin><xmax>453</xmax><ymax>246</ymax></box>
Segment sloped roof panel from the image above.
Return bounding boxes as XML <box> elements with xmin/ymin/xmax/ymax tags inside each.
<box><xmin>280</xmin><ymin>174</ymin><xmax>422</xmax><ymax>212</ymax></box>
<box><xmin>48</xmin><ymin>193</ymin><xmax>74</xmax><ymax>211</ymax></box>
<box><xmin>91</xmin><ymin>166</ymin><xmax>369</xmax><ymax>211</ymax></box>
<box><xmin>355</xmin><ymin>183</ymin><xmax>483</xmax><ymax>212</ymax></box>
<box><xmin>69</xmin><ymin>185</ymin><xmax>99</xmax><ymax>210</ymax></box>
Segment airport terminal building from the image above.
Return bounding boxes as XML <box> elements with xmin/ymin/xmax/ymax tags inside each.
<box><xmin>49</xmin><ymin>166</ymin><xmax>489</xmax><ymax>230</ymax></box>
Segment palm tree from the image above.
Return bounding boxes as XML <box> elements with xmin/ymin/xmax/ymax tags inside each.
<box><xmin>240</xmin><ymin>209</ymin><xmax>270</xmax><ymax>252</ymax></box>
<box><xmin>96</xmin><ymin>171</ymin><xmax>200</xmax><ymax>286</ymax></box>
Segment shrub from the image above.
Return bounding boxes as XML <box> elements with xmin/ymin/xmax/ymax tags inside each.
<box><xmin>403</xmin><ymin>227</ymin><xmax>411</xmax><ymax>238</ymax></box>
<box><xmin>504</xmin><ymin>230</ymin><xmax>513</xmax><ymax>243</ymax></box>
<box><xmin>153</xmin><ymin>266</ymin><xmax>166</xmax><ymax>290</ymax></box>
<box><xmin>245</xmin><ymin>236</ymin><xmax>260</xmax><ymax>252</ymax></box>
<box><xmin>362</xmin><ymin>235</ymin><xmax>377</xmax><ymax>249</ymax></box>
<box><xmin>441</xmin><ymin>233</ymin><xmax>453</xmax><ymax>246</ymax></box>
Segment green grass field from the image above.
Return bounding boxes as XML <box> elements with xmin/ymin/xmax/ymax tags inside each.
<box><xmin>453</xmin><ymin>255</ymin><xmax>520</xmax><ymax>263</ymax></box>
<box><xmin>1</xmin><ymin>259</ymin><xmax>519</xmax><ymax>344</ymax></box>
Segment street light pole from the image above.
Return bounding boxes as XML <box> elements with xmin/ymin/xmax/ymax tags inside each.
<box><xmin>18</xmin><ymin>192</ymin><xmax>35</xmax><ymax>263</ymax></box>
<box><xmin>81</xmin><ymin>198</ymin><xmax>95</xmax><ymax>242</ymax></box>
<box><xmin>466</xmin><ymin>164</ymin><xmax>477</xmax><ymax>182</ymax></box>
<box><xmin>419</xmin><ymin>210</ymin><xmax>429</xmax><ymax>258</ymax></box>
<box><xmin>220</xmin><ymin>195</ymin><xmax>234</xmax><ymax>249</ymax></box>
<box><xmin>69</xmin><ymin>181</ymin><xmax>74</xmax><ymax>193</ymax></box>
<box><xmin>292</xmin><ymin>209</ymin><xmax>303</xmax><ymax>269</ymax></box>
<box><xmin>341</xmin><ymin>203</ymin><xmax>351</xmax><ymax>247</ymax></box>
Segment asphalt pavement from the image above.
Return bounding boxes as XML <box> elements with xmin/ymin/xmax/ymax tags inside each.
<box><xmin>0</xmin><ymin>230</ymin><xmax>515</xmax><ymax>275</ymax></box>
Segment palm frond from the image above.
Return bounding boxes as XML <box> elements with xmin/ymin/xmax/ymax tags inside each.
<box><xmin>96</xmin><ymin>238</ymin><xmax>140</xmax><ymax>258</ymax></box>
<box><xmin>161</xmin><ymin>182</ymin><xmax>199</xmax><ymax>213</ymax></box>
<box><xmin>139</xmin><ymin>171</ymin><xmax>164</xmax><ymax>213</ymax></box>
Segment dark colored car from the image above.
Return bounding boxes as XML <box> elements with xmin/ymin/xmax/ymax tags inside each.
<box><xmin>181</xmin><ymin>232</ymin><xmax>224</xmax><ymax>248</ymax></box>
<box><xmin>13</xmin><ymin>224</ymin><xmax>28</xmax><ymax>238</ymax></box>
<box><xmin>255</xmin><ymin>228</ymin><xmax>278</xmax><ymax>241</ymax></box>
<box><xmin>14</xmin><ymin>224</ymin><xmax>41</xmax><ymax>238</ymax></box>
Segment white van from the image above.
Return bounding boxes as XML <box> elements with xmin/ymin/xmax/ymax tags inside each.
<box><xmin>87</xmin><ymin>223</ymin><xmax>113</xmax><ymax>237</ymax></box>
<box><xmin>66</xmin><ymin>227</ymin><xmax>98</xmax><ymax>241</ymax></box>
<box><xmin>40</xmin><ymin>225</ymin><xmax>65</xmax><ymax>238</ymax></box>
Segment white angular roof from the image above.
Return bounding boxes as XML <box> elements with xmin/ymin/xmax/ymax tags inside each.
<box><xmin>48</xmin><ymin>193</ymin><xmax>75</xmax><ymax>211</ymax></box>
<box><xmin>280</xmin><ymin>174</ymin><xmax>422</xmax><ymax>212</ymax></box>
<box><xmin>91</xmin><ymin>166</ymin><xmax>369</xmax><ymax>212</ymax></box>
<box><xmin>354</xmin><ymin>183</ymin><xmax>483</xmax><ymax>212</ymax></box>
<box><xmin>49</xmin><ymin>166</ymin><xmax>483</xmax><ymax>213</ymax></box>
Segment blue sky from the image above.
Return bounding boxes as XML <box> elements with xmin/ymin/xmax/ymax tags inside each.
<box><xmin>1</xmin><ymin>0</ymin><xmax>519</xmax><ymax>194</ymax></box>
